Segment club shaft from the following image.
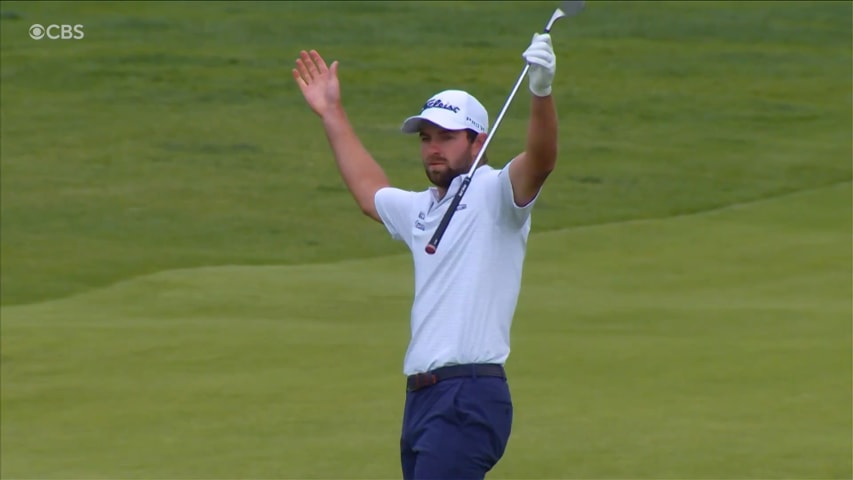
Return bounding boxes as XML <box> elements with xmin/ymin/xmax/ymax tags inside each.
<box><xmin>425</xmin><ymin>63</ymin><xmax>529</xmax><ymax>254</ymax></box>
<box><xmin>464</xmin><ymin>63</ymin><xmax>530</xmax><ymax>178</ymax></box>
<box><xmin>426</xmin><ymin>4</ymin><xmax>569</xmax><ymax>255</ymax></box>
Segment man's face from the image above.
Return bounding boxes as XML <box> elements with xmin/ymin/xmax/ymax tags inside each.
<box><xmin>418</xmin><ymin>123</ymin><xmax>483</xmax><ymax>189</ymax></box>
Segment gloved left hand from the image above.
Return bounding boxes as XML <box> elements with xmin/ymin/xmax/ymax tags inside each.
<box><xmin>522</xmin><ymin>33</ymin><xmax>556</xmax><ymax>97</ymax></box>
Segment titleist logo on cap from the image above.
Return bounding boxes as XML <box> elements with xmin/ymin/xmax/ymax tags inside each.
<box><xmin>423</xmin><ymin>98</ymin><xmax>460</xmax><ymax>113</ymax></box>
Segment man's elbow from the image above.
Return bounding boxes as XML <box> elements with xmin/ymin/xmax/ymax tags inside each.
<box><xmin>361</xmin><ymin>206</ymin><xmax>383</xmax><ymax>224</ymax></box>
<box><xmin>528</xmin><ymin>145</ymin><xmax>557</xmax><ymax>172</ymax></box>
<box><xmin>357</xmin><ymin>194</ymin><xmax>383</xmax><ymax>224</ymax></box>
<box><xmin>535</xmin><ymin>155</ymin><xmax>557</xmax><ymax>179</ymax></box>
<box><xmin>356</xmin><ymin>181</ymin><xmax>389</xmax><ymax>223</ymax></box>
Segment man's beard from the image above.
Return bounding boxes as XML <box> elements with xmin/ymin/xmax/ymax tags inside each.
<box><xmin>424</xmin><ymin>153</ymin><xmax>472</xmax><ymax>189</ymax></box>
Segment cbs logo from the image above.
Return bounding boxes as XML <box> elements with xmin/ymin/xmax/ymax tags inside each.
<box><xmin>29</xmin><ymin>24</ymin><xmax>85</xmax><ymax>40</ymax></box>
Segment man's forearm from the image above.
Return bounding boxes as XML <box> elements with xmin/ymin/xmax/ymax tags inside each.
<box><xmin>321</xmin><ymin>105</ymin><xmax>390</xmax><ymax>220</ymax></box>
<box><xmin>525</xmin><ymin>94</ymin><xmax>559</xmax><ymax>174</ymax></box>
<box><xmin>522</xmin><ymin>31</ymin><xmax>558</xmax><ymax>173</ymax></box>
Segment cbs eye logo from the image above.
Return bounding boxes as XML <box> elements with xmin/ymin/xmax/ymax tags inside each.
<box><xmin>29</xmin><ymin>24</ymin><xmax>85</xmax><ymax>40</ymax></box>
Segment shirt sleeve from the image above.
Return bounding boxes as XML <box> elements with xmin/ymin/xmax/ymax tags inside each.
<box><xmin>491</xmin><ymin>160</ymin><xmax>541</xmax><ymax>229</ymax></box>
<box><xmin>374</xmin><ymin>187</ymin><xmax>417</xmax><ymax>244</ymax></box>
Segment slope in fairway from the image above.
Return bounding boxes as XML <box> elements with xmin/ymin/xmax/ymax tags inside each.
<box><xmin>2</xmin><ymin>0</ymin><xmax>850</xmax><ymax>306</ymax></box>
<box><xmin>2</xmin><ymin>183</ymin><xmax>850</xmax><ymax>479</ymax></box>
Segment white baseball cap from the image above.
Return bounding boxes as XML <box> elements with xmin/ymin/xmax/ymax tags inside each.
<box><xmin>401</xmin><ymin>89</ymin><xmax>489</xmax><ymax>135</ymax></box>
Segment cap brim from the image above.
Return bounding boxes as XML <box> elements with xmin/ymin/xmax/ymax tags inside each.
<box><xmin>400</xmin><ymin>110</ymin><xmax>469</xmax><ymax>134</ymax></box>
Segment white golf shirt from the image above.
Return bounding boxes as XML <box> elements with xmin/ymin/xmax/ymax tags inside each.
<box><xmin>374</xmin><ymin>161</ymin><xmax>538</xmax><ymax>375</ymax></box>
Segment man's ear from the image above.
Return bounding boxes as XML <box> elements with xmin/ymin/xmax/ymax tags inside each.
<box><xmin>474</xmin><ymin>132</ymin><xmax>488</xmax><ymax>153</ymax></box>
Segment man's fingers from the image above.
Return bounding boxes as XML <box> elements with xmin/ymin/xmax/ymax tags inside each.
<box><xmin>294</xmin><ymin>49</ymin><xmax>336</xmax><ymax>88</ymax></box>
<box><xmin>295</xmin><ymin>58</ymin><xmax>312</xmax><ymax>83</ymax></box>
<box><xmin>292</xmin><ymin>68</ymin><xmax>307</xmax><ymax>87</ymax></box>
<box><xmin>310</xmin><ymin>50</ymin><xmax>329</xmax><ymax>74</ymax></box>
<box><xmin>295</xmin><ymin>50</ymin><xmax>334</xmax><ymax>82</ymax></box>
<box><xmin>525</xmin><ymin>52</ymin><xmax>554</xmax><ymax>68</ymax></box>
<box><xmin>300</xmin><ymin>50</ymin><xmax>320</xmax><ymax>77</ymax></box>
<box><xmin>528</xmin><ymin>53</ymin><xmax>555</xmax><ymax>66</ymax></box>
<box><xmin>525</xmin><ymin>49</ymin><xmax>553</xmax><ymax>60</ymax></box>
<box><xmin>523</xmin><ymin>45</ymin><xmax>553</xmax><ymax>61</ymax></box>
<box><xmin>533</xmin><ymin>33</ymin><xmax>552</xmax><ymax>45</ymax></box>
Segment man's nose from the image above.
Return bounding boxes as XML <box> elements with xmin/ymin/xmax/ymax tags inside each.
<box><xmin>425</xmin><ymin>140</ymin><xmax>441</xmax><ymax>155</ymax></box>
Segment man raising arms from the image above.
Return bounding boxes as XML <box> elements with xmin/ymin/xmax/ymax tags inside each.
<box><xmin>293</xmin><ymin>32</ymin><xmax>558</xmax><ymax>479</ymax></box>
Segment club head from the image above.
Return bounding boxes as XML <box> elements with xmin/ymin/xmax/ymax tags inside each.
<box><xmin>544</xmin><ymin>0</ymin><xmax>584</xmax><ymax>31</ymax></box>
<box><xmin>560</xmin><ymin>0</ymin><xmax>586</xmax><ymax>17</ymax></box>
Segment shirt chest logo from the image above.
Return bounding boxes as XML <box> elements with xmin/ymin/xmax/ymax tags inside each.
<box><xmin>415</xmin><ymin>203</ymin><xmax>468</xmax><ymax>231</ymax></box>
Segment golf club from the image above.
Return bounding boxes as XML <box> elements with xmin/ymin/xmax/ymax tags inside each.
<box><xmin>424</xmin><ymin>0</ymin><xmax>585</xmax><ymax>255</ymax></box>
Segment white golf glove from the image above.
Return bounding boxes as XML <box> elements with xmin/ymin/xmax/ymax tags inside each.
<box><xmin>522</xmin><ymin>33</ymin><xmax>556</xmax><ymax>97</ymax></box>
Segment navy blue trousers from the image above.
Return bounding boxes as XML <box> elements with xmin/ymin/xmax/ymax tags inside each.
<box><xmin>400</xmin><ymin>374</ymin><xmax>513</xmax><ymax>479</ymax></box>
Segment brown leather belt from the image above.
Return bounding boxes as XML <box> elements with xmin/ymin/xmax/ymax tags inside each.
<box><xmin>406</xmin><ymin>363</ymin><xmax>506</xmax><ymax>392</ymax></box>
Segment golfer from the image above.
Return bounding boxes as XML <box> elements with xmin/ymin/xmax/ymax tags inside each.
<box><xmin>293</xmin><ymin>32</ymin><xmax>558</xmax><ymax>479</ymax></box>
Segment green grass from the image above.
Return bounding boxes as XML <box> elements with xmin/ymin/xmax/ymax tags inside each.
<box><xmin>1</xmin><ymin>0</ymin><xmax>851</xmax><ymax>478</ymax></box>
<box><xmin>1</xmin><ymin>184</ymin><xmax>850</xmax><ymax>479</ymax></box>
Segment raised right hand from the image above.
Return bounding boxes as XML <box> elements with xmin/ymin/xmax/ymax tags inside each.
<box><xmin>293</xmin><ymin>50</ymin><xmax>341</xmax><ymax>118</ymax></box>
<box><xmin>522</xmin><ymin>33</ymin><xmax>556</xmax><ymax>97</ymax></box>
